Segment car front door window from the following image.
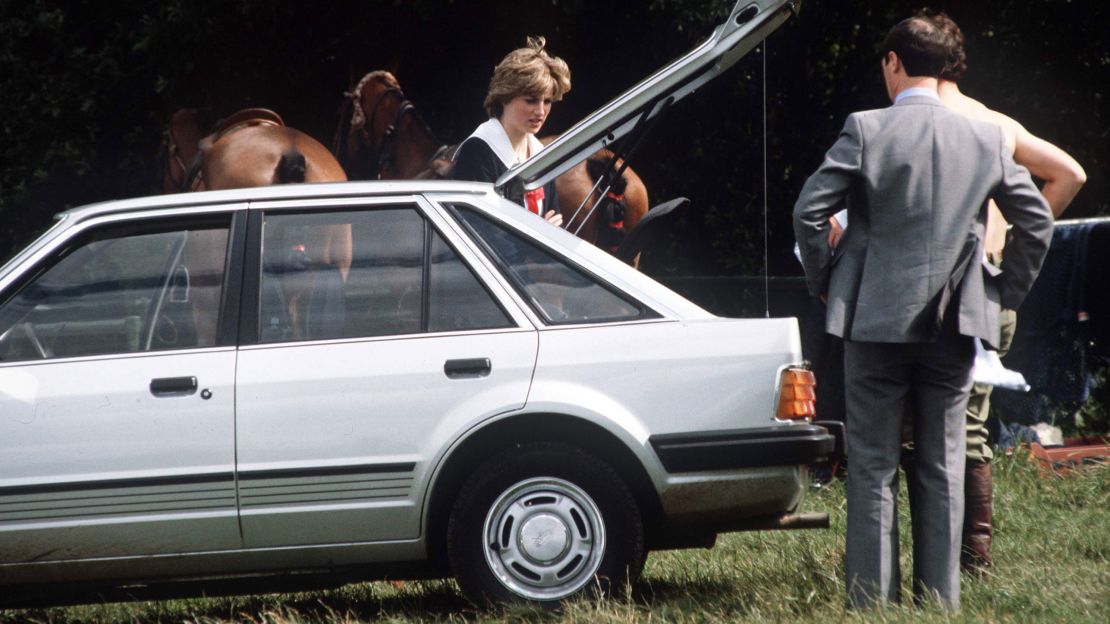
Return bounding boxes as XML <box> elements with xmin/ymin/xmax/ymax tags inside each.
<box><xmin>0</xmin><ymin>225</ymin><xmax>229</xmax><ymax>361</ymax></box>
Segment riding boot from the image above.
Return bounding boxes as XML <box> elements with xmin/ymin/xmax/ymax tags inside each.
<box><xmin>961</xmin><ymin>460</ymin><xmax>993</xmax><ymax>575</ymax></box>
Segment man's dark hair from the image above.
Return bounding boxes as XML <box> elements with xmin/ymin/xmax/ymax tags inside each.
<box><xmin>916</xmin><ymin>10</ymin><xmax>968</xmax><ymax>81</ymax></box>
<box><xmin>881</xmin><ymin>17</ymin><xmax>948</xmax><ymax>78</ymax></box>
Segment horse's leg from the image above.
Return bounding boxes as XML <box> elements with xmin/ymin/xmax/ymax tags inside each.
<box><xmin>291</xmin><ymin>132</ymin><xmax>353</xmax><ymax>281</ymax></box>
<box><xmin>618</xmin><ymin>166</ymin><xmax>650</xmax><ymax>268</ymax></box>
<box><xmin>304</xmin><ymin>224</ymin><xmax>353</xmax><ymax>283</ymax></box>
<box><xmin>182</xmin><ymin>229</ymin><xmax>229</xmax><ymax>346</ymax></box>
<box><xmin>619</xmin><ymin>167</ymin><xmax>649</xmax><ymax>232</ymax></box>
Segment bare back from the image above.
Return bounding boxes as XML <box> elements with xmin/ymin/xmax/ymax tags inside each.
<box><xmin>939</xmin><ymin>82</ymin><xmax>1022</xmax><ymax>258</ymax></box>
<box><xmin>938</xmin><ymin>81</ymin><xmax>1086</xmax><ymax>260</ymax></box>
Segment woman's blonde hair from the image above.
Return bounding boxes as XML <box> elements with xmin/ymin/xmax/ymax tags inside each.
<box><xmin>483</xmin><ymin>36</ymin><xmax>571</xmax><ymax>118</ymax></box>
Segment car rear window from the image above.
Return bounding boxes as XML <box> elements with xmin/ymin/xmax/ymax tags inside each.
<box><xmin>450</xmin><ymin>205</ymin><xmax>646</xmax><ymax>325</ymax></box>
<box><xmin>258</xmin><ymin>206</ymin><xmax>512</xmax><ymax>342</ymax></box>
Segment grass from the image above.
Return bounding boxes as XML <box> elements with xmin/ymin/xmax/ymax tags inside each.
<box><xmin>3</xmin><ymin>451</ymin><xmax>1107</xmax><ymax>623</ymax></box>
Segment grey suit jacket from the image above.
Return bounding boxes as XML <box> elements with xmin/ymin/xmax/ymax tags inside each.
<box><xmin>793</xmin><ymin>95</ymin><xmax>1053</xmax><ymax>348</ymax></box>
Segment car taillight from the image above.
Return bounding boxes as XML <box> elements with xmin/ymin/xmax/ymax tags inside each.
<box><xmin>776</xmin><ymin>367</ymin><xmax>816</xmax><ymax>421</ymax></box>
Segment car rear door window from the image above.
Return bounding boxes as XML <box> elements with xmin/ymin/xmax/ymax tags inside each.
<box><xmin>0</xmin><ymin>221</ymin><xmax>230</xmax><ymax>362</ymax></box>
<box><xmin>451</xmin><ymin>205</ymin><xmax>645</xmax><ymax>324</ymax></box>
<box><xmin>258</xmin><ymin>207</ymin><xmax>511</xmax><ymax>343</ymax></box>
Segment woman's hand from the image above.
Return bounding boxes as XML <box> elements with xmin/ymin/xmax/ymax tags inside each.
<box><xmin>544</xmin><ymin>210</ymin><xmax>564</xmax><ymax>227</ymax></box>
<box><xmin>827</xmin><ymin>215</ymin><xmax>844</xmax><ymax>249</ymax></box>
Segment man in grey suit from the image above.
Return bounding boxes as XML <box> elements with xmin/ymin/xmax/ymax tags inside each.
<box><xmin>793</xmin><ymin>17</ymin><xmax>1053</xmax><ymax>611</ymax></box>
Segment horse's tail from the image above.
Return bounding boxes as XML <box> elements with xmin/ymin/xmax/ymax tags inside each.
<box><xmin>277</xmin><ymin>150</ymin><xmax>307</xmax><ymax>184</ymax></box>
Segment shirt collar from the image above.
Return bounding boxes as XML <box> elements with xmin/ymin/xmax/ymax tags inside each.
<box><xmin>463</xmin><ymin>118</ymin><xmax>545</xmax><ymax>168</ymax></box>
<box><xmin>894</xmin><ymin>87</ymin><xmax>940</xmax><ymax>105</ymax></box>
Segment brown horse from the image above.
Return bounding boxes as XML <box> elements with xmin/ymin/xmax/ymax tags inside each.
<box><xmin>163</xmin><ymin>107</ymin><xmax>348</xmax><ymax>192</ymax></box>
<box><xmin>160</xmin><ymin>108</ymin><xmax>352</xmax><ymax>337</ymax></box>
<box><xmin>334</xmin><ymin>71</ymin><xmax>650</xmax><ymax>256</ymax></box>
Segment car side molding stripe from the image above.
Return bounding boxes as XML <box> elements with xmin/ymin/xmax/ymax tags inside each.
<box><xmin>0</xmin><ymin>472</ymin><xmax>234</xmax><ymax>497</ymax></box>
<box><xmin>236</xmin><ymin>463</ymin><xmax>417</xmax><ymax>481</ymax></box>
<box><xmin>0</xmin><ymin>463</ymin><xmax>417</xmax><ymax>498</ymax></box>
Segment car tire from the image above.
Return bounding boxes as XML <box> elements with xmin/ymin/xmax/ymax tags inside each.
<box><xmin>447</xmin><ymin>442</ymin><xmax>644</xmax><ymax>607</ymax></box>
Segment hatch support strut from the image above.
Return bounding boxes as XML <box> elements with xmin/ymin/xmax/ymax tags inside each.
<box><xmin>566</xmin><ymin>95</ymin><xmax>676</xmax><ymax>237</ymax></box>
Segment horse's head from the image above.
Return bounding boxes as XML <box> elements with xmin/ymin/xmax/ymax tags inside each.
<box><xmin>362</xmin><ymin>70</ymin><xmax>402</xmax><ymax>96</ymax></box>
<box><xmin>335</xmin><ymin>71</ymin><xmax>440</xmax><ymax>180</ymax></box>
<box><xmin>336</xmin><ymin>71</ymin><xmax>405</xmax><ymax>178</ymax></box>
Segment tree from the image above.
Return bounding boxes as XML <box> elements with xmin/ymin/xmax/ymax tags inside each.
<box><xmin>2</xmin><ymin>0</ymin><xmax>1106</xmax><ymax>271</ymax></box>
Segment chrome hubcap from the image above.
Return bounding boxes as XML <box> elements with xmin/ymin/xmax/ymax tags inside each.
<box><xmin>483</xmin><ymin>477</ymin><xmax>606</xmax><ymax>601</ymax></box>
<box><xmin>518</xmin><ymin>513</ymin><xmax>570</xmax><ymax>562</ymax></box>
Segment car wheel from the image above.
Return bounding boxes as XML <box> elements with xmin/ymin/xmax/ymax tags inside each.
<box><xmin>447</xmin><ymin>442</ymin><xmax>644</xmax><ymax>606</ymax></box>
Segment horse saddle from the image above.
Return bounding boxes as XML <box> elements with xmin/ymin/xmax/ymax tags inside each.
<box><xmin>209</xmin><ymin>108</ymin><xmax>285</xmax><ymax>143</ymax></box>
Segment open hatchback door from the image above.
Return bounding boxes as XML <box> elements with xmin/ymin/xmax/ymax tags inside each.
<box><xmin>494</xmin><ymin>0</ymin><xmax>801</xmax><ymax>202</ymax></box>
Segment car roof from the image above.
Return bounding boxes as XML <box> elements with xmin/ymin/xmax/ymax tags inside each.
<box><xmin>0</xmin><ymin>181</ymin><xmax>496</xmax><ymax>279</ymax></box>
<box><xmin>2</xmin><ymin>179</ymin><xmax>711</xmax><ymax>323</ymax></box>
<box><xmin>55</xmin><ymin>180</ymin><xmax>495</xmax><ymax>223</ymax></box>
<box><xmin>496</xmin><ymin>0</ymin><xmax>800</xmax><ymax>195</ymax></box>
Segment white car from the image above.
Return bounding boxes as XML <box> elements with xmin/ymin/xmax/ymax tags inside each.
<box><xmin>0</xmin><ymin>0</ymin><xmax>833</xmax><ymax>608</ymax></box>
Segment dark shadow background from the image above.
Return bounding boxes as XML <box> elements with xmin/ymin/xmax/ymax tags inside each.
<box><xmin>2</xmin><ymin>0</ymin><xmax>1107</xmax><ymax>281</ymax></box>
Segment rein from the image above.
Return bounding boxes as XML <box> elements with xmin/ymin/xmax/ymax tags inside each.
<box><xmin>163</xmin><ymin>128</ymin><xmax>192</xmax><ymax>192</ymax></box>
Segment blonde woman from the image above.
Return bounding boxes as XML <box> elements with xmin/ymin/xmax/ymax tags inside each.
<box><xmin>453</xmin><ymin>37</ymin><xmax>570</xmax><ymax>225</ymax></box>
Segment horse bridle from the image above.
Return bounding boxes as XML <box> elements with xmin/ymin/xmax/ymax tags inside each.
<box><xmin>163</xmin><ymin>126</ymin><xmax>202</xmax><ymax>193</ymax></box>
<box><xmin>351</xmin><ymin>80</ymin><xmax>417</xmax><ymax>179</ymax></box>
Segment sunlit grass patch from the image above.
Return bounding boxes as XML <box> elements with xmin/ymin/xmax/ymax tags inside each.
<box><xmin>3</xmin><ymin>456</ymin><xmax>1106</xmax><ymax>623</ymax></box>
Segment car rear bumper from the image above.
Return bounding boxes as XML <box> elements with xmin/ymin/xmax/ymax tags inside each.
<box><xmin>648</xmin><ymin>423</ymin><xmax>837</xmax><ymax>473</ymax></box>
<box><xmin>648</xmin><ymin>423</ymin><xmax>837</xmax><ymax>527</ymax></box>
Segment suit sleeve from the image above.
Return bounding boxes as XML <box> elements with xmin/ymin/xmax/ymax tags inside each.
<box><xmin>993</xmin><ymin>131</ymin><xmax>1054</xmax><ymax>310</ymax></box>
<box><xmin>792</xmin><ymin>114</ymin><xmax>862</xmax><ymax>297</ymax></box>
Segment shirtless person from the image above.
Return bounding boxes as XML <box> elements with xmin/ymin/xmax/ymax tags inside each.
<box><xmin>926</xmin><ymin>11</ymin><xmax>1086</xmax><ymax>574</ymax></box>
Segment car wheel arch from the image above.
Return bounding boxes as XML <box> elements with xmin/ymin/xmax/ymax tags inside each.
<box><xmin>422</xmin><ymin>412</ymin><xmax>662</xmax><ymax>573</ymax></box>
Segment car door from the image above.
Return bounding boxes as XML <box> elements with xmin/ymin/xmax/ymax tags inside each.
<box><xmin>0</xmin><ymin>210</ymin><xmax>243</xmax><ymax>563</ymax></box>
<box><xmin>234</xmin><ymin>197</ymin><xmax>536</xmax><ymax>548</ymax></box>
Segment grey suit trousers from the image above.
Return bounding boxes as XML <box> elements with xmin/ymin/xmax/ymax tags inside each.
<box><xmin>843</xmin><ymin>333</ymin><xmax>974</xmax><ymax>611</ymax></box>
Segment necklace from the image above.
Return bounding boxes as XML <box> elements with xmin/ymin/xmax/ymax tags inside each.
<box><xmin>513</xmin><ymin>141</ymin><xmax>530</xmax><ymax>164</ymax></box>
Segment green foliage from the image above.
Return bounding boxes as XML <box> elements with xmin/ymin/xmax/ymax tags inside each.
<box><xmin>0</xmin><ymin>0</ymin><xmax>220</xmax><ymax>259</ymax></box>
<box><xmin>1</xmin><ymin>0</ymin><xmax>1107</xmax><ymax>272</ymax></box>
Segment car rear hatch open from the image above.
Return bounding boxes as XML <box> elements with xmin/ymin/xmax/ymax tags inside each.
<box><xmin>494</xmin><ymin>0</ymin><xmax>800</xmax><ymax>203</ymax></box>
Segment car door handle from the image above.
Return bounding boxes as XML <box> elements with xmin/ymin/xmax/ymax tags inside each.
<box><xmin>444</xmin><ymin>358</ymin><xmax>491</xmax><ymax>379</ymax></box>
<box><xmin>150</xmin><ymin>376</ymin><xmax>198</xmax><ymax>397</ymax></box>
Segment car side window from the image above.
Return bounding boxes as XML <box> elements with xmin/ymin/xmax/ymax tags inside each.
<box><xmin>451</xmin><ymin>205</ymin><xmax>645</xmax><ymax>324</ymax></box>
<box><xmin>0</xmin><ymin>222</ymin><xmax>230</xmax><ymax>362</ymax></box>
<box><xmin>258</xmin><ymin>206</ymin><xmax>511</xmax><ymax>343</ymax></box>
